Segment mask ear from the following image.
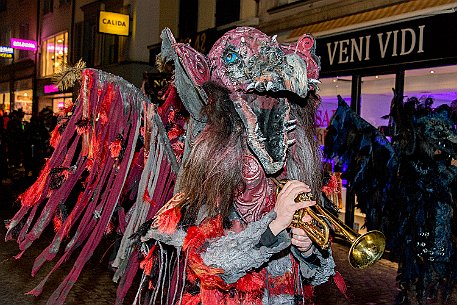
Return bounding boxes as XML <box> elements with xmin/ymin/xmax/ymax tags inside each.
<box><xmin>160</xmin><ymin>28</ymin><xmax>209</xmax><ymax>122</ymax></box>
<box><xmin>281</xmin><ymin>33</ymin><xmax>320</xmax><ymax>84</ymax></box>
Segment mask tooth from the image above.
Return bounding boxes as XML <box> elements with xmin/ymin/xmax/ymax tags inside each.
<box><xmin>271</xmin><ymin>35</ymin><xmax>277</xmax><ymax>43</ymax></box>
<box><xmin>266</xmin><ymin>81</ymin><xmax>274</xmax><ymax>91</ymax></box>
<box><xmin>246</xmin><ymin>82</ymin><xmax>255</xmax><ymax>91</ymax></box>
<box><xmin>255</xmin><ymin>81</ymin><xmax>265</xmax><ymax>91</ymax></box>
<box><xmin>286</xmin><ymin>119</ymin><xmax>297</xmax><ymax>126</ymax></box>
<box><xmin>286</xmin><ymin>125</ymin><xmax>296</xmax><ymax>132</ymax></box>
<box><xmin>287</xmin><ymin>139</ymin><xmax>296</xmax><ymax>146</ymax></box>
<box><xmin>258</xmin><ymin>137</ymin><xmax>267</xmax><ymax>142</ymax></box>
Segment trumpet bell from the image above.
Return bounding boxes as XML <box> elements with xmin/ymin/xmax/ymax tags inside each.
<box><xmin>272</xmin><ymin>177</ymin><xmax>386</xmax><ymax>269</ymax></box>
<box><xmin>349</xmin><ymin>230</ymin><xmax>386</xmax><ymax>269</ymax></box>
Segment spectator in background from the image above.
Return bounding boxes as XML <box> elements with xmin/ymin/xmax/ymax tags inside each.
<box><xmin>6</xmin><ymin>109</ymin><xmax>25</xmax><ymax>169</ymax></box>
<box><xmin>0</xmin><ymin>110</ymin><xmax>6</xmax><ymax>181</ymax></box>
<box><xmin>23</xmin><ymin>109</ymin><xmax>53</xmax><ymax>178</ymax></box>
<box><xmin>2</xmin><ymin>110</ymin><xmax>9</xmax><ymax>130</ymax></box>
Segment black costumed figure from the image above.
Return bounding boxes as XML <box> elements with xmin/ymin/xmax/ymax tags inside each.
<box><xmin>324</xmin><ymin>94</ymin><xmax>457</xmax><ymax>305</ymax></box>
<box><xmin>5</xmin><ymin>28</ymin><xmax>349</xmax><ymax>305</ymax></box>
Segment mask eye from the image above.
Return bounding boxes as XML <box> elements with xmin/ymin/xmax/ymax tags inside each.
<box><xmin>224</xmin><ymin>51</ymin><xmax>239</xmax><ymax>64</ymax></box>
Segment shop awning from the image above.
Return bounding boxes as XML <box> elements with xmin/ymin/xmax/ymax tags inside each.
<box><xmin>287</xmin><ymin>0</ymin><xmax>457</xmax><ymax>40</ymax></box>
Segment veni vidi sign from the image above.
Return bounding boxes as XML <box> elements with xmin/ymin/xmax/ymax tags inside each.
<box><xmin>316</xmin><ymin>11</ymin><xmax>457</xmax><ymax>75</ymax></box>
<box><xmin>99</xmin><ymin>11</ymin><xmax>130</xmax><ymax>36</ymax></box>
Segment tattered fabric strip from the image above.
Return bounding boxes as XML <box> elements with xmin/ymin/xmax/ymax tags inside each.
<box><xmin>113</xmin><ymin>101</ymin><xmax>180</xmax><ymax>303</ymax></box>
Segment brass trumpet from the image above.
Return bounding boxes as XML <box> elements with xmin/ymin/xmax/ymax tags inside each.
<box><xmin>272</xmin><ymin>178</ymin><xmax>386</xmax><ymax>269</ymax></box>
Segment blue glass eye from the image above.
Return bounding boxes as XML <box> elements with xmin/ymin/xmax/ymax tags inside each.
<box><xmin>224</xmin><ymin>51</ymin><xmax>238</xmax><ymax>64</ymax></box>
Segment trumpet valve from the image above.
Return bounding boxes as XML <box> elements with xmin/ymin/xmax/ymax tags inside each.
<box><xmin>294</xmin><ymin>191</ymin><xmax>314</xmax><ymax>203</ymax></box>
<box><xmin>292</xmin><ymin>208</ymin><xmax>307</xmax><ymax>227</ymax></box>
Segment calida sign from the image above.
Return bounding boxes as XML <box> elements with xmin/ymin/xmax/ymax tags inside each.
<box><xmin>99</xmin><ymin>11</ymin><xmax>130</xmax><ymax>36</ymax></box>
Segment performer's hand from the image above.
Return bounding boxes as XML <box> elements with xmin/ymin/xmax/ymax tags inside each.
<box><xmin>291</xmin><ymin>227</ymin><xmax>314</xmax><ymax>256</ymax></box>
<box><xmin>269</xmin><ymin>180</ymin><xmax>316</xmax><ymax>236</ymax></box>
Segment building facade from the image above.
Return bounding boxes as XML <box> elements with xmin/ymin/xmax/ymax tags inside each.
<box><xmin>0</xmin><ymin>0</ymin><xmax>181</xmax><ymax>118</ymax></box>
<box><xmin>0</xmin><ymin>0</ymin><xmax>39</xmax><ymax>120</ymax></box>
<box><xmin>37</xmin><ymin>0</ymin><xmax>73</xmax><ymax>115</ymax></box>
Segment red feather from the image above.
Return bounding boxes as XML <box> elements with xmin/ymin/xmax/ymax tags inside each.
<box><xmin>235</xmin><ymin>271</ymin><xmax>265</xmax><ymax>293</ymax></box>
<box><xmin>49</xmin><ymin>125</ymin><xmax>61</xmax><ymax>148</ymax></box>
<box><xmin>183</xmin><ymin>216</ymin><xmax>228</xmax><ymax>290</ymax></box>
<box><xmin>156</xmin><ymin>207</ymin><xmax>181</xmax><ymax>234</ymax></box>
<box><xmin>333</xmin><ymin>271</ymin><xmax>349</xmax><ymax>300</ymax></box>
<box><xmin>183</xmin><ymin>216</ymin><xmax>224</xmax><ymax>251</ymax></box>
<box><xmin>181</xmin><ymin>293</ymin><xmax>201</xmax><ymax>305</ymax></box>
<box><xmin>139</xmin><ymin>245</ymin><xmax>157</xmax><ymax>276</ymax></box>
<box><xmin>109</xmin><ymin>138</ymin><xmax>122</xmax><ymax>159</ymax></box>
<box><xmin>53</xmin><ymin>214</ymin><xmax>63</xmax><ymax>233</ymax></box>
<box><xmin>99</xmin><ymin>83</ymin><xmax>114</xmax><ymax>124</ymax></box>
<box><xmin>143</xmin><ymin>189</ymin><xmax>154</xmax><ymax>205</ymax></box>
<box><xmin>322</xmin><ymin>173</ymin><xmax>339</xmax><ymax>195</ymax></box>
<box><xmin>19</xmin><ymin>162</ymin><xmax>50</xmax><ymax>207</ymax></box>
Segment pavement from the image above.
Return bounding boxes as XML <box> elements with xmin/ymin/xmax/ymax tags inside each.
<box><xmin>0</xmin><ymin>171</ymin><xmax>456</xmax><ymax>305</ymax></box>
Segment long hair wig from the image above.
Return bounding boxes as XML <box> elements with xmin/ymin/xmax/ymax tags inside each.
<box><xmin>179</xmin><ymin>82</ymin><xmax>245</xmax><ymax>224</ymax></box>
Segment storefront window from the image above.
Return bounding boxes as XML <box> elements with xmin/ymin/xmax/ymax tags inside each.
<box><xmin>0</xmin><ymin>82</ymin><xmax>10</xmax><ymax>113</ymax></box>
<box><xmin>14</xmin><ymin>78</ymin><xmax>33</xmax><ymax>122</ymax></box>
<box><xmin>405</xmin><ymin>65</ymin><xmax>457</xmax><ymax>107</ymax></box>
<box><xmin>360</xmin><ymin>74</ymin><xmax>395</xmax><ymax>128</ymax></box>
<box><xmin>39</xmin><ymin>93</ymin><xmax>72</xmax><ymax>116</ymax></box>
<box><xmin>318</xmin><ymin>76</ymin><xmax>352</xmax><ymax>127</ymax></box>
<box><xmin>215</xmin><ymin>0</ymin><xmax>240</xmax><ymax>26</ymax></box>
<box><xmin>52</xmin><ymin>95</ymin><xmax>72</xmax><ymax>114</ymax></box>
<box><xmin>41</xmin><ymin>32</ymin><xmax>69</xmax><ymax>76</ymax></box>
<box><xmin>318</xmin><ymin>76</ymin><xmax>352</xmax><ymax>227</ymax></box>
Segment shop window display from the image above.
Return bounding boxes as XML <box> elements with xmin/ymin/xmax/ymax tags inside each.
<box><xmin>14</xmin><ymin>89</ymin><xmax>32</xmax><ymax>122</ymax></box>
<box><xmin>360</xmin><ymin>74</ymin><xmax>395</xmax><ymax>128</ymax></box>
<box><xmin>318</xmin><ymin>76</ymin><xmax>352</xmax><ymax>142</ymax></box>
<box><xmin>405</xmin><ymin>65</ymin><xmax>457</xmax><ymax>107</ymax></box>
<box><xmin>0</xmin><ymin>82</ymin><xmax>10</xmax><ymax>113</ymax></box>
<box><xmin>41</xmin><ymin>32</ymin><xmax>68</xmax><ymax>77</ymax></box>
<box><xmin>317</xmin><ymin>76</ymin><xmax>354</xmax><ymax>229</ymax></box>
<box><xmin>14</xmin><ymin>79</ymin><xmax>33</xmax><ymax>122</ymax></box>
<box><xmin>52</xmin><ymin>95</ymin><xmax>72</xmax><ymax>114</ymax></box>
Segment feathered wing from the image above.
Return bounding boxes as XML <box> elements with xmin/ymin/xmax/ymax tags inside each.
<box><xmin>323</xmin><ymin>96</ymin><xmax>398</xmax><ymax>231</ymax></box>
<box><xmin>4</xmin><ymin>68</ymin><xmax>183</xmax><ymax>304</ymax></box>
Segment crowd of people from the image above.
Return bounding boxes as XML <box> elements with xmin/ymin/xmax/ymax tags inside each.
<box><xmin>0</xmin><ymin>107</ymin><xmax>56</xmax><ymax>181</ymax></box>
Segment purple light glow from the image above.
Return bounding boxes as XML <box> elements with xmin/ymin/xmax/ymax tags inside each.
<box><xmin>10</xmin><ymin>38</ymin><xmax>37</xmax><ymax>51</ymax></box>
<box><xmin>44</xmin><ymin>84</ymin><xmax>59</xmax><ymax>94</ymax></box>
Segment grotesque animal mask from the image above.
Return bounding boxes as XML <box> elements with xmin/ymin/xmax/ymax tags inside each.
<box><xmin>417</xmin><ymin>109</ymin><xmax>457</xmax><ymax>160</ymax></box>
<box><xmin>160</xmin><ymin>27</ymin><xmax>320</xmax><ymax>174</ymax></box>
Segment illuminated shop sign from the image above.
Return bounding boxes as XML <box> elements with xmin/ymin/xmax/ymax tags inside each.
<box><xmin>0</xmin><ymin>46</ymin><xmax>13</xmax><ymax>58</ymax></box>
<box><xmin>99</xmin><ymin>11</ymin><xmax>130</xmax><ymax>36</ymax></box>
<box><xmin>47</xmin><ymin>45</ymin><xmax>68</xmax><ymax>53</ymax></box>
<box><xmin>44</xmin><ymin>84</ymin><xmax>59</xmax><ymax>94</ymax></box>
<box><xmin>10</xmin><ymin>38</ymin><xmax>37</xmax><ymax>51</ymax></box>
<box><xmin>316</xmin><ymin>11</ymin><xmax>457</xmax><ymax>75</ymax></box>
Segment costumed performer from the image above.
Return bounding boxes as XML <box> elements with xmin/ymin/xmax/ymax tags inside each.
<box><xmin>133</xmin><ymin>27</ymin><xmax>337</xmax><ymax>305</ymax></box>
